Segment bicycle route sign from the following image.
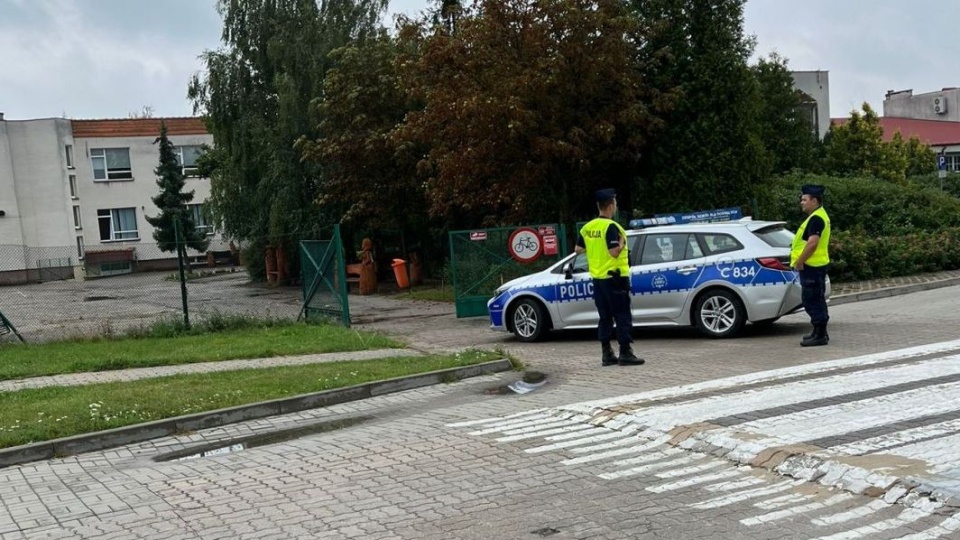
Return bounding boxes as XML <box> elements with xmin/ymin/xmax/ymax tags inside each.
<box><xmin>508</xmin><ymin>227</ymin><xmax>542</xmax><ymax>263</ymax></box>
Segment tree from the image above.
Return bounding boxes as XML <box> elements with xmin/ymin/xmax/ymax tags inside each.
<box><xmin>394</xmin><ymin>0</ymin><xmax>669</xmax><ymax>226</ymax></box>
<box><xmin>633</xmin><ymin>0</ymin><xmax>771</xmax><ymax>214</ymax></box>
<box><xmin>298</xmin><ymin>33</ymin><xmax>425</xmax><ymax>231</ymax></box>
<box><xmin>752</xmin><ymin>53</ymin><xmax>816</xmax><ymax>174</ymax></box>
<box><xmin>145</xmin><ymin>122</ymin><xmax>209</xmax><ymax>258</ymax></box>
<box><xmin>896</xmin><ymin>132</ymin><xmax>937</xmax><ymax>177</ymax></box>
<box><xmin>188</xmin><ymin>0</ymin><xmax>387</xmax><ymax>276</ymax></box>
<box><xmin>821</xmin><ymin>103</ymin><xmax>914</xmax><ymax>184</ymax></box>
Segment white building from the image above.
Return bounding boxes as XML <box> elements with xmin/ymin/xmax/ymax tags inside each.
<box><xmin>0</xmin><ymin>114</ymin><xmax>226</xmax><ymax>285</ymax></box>
<box><xmin>791</xmin><ymin>71</ymin><xmax>831</xmax><ymax>140</ymax></box>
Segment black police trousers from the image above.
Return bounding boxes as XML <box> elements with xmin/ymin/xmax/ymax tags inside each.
<box><xmin>592</xmin><ymin>277</ymin><xmax>632</xmax><ymax>347</ymax></box>
<box><xmin>800</xmin><ymin>266</ymin><xmax>830</xmax><ymax>326</ymax></box>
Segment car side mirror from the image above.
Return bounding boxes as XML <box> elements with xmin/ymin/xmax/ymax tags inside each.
<box><xmin>564</xmin><ymin>262</ymin><xmax>574</xmax><ymax>280</ymax></box>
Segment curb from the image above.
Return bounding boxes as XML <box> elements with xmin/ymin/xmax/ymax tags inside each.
<box><xmin>0</xmin><ymin>359</ymin><xmax>513</xmax><ymax>469</ymax></box>
<box><xmin>831</xmin><ymin>276</ymin><xmax>960</xmax><ymax>306</ymax></box>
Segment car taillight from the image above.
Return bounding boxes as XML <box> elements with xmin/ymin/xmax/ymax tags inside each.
<box><xmin>757</xmin><ymin>257</ymin><xmax>790</xmax><ymax>271</ymax></box>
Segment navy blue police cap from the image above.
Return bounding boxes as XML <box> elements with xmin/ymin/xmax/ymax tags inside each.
<box><xmin>595</xmin><ymin>188</ymin><xmax>617</xmax><ymax>202</ymax></box>
<box><xmin>800</xmin><ymin>184</ymin><xmax>825</xmax><ymax>197</ymax></box>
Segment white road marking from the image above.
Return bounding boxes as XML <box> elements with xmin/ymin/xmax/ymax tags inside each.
<box><xmin>468</xmin><ymin>413</ymin><xmax>578</xmax><ymax>435</ymax></box>
<box><xmin>559</xmin><ymin>340</ymin><xmax>960</xmax><ymax>414</ymax></box>
<box><xmin>599</xmin><ymin>455</ymin><xmax>702</xmax><ymax>480</ymax></box>
<box><xmin>499</xmin><ymin>418</ymin><xmax>587</xmax><ymax>436</ymax></box>
<box><xmin>615</xmin><ymin>356</ymin><xmax>960</xmax><ymax>434</ymax></box>
<box><xmin>447</xmin><ymin>408</ymin><xmax>548</xmax><ymax>427</ymax></box>
<box><xmin>524</xmin><ymin>431</ymin><xmax>626</xmax><ymax>454</ymax></box>
<box><xmin>654</xmin><ymin>460</ymin><xmax>726</xmax><ymax>479</ymax></box>
<box><xmin>610</xmin><ymin>448</ymin><xmax>684</xmax><ymax>467</ymax></box>
<box><xmin>830</xmin><ymin>419</ymin><xmax>960</xmax><ymax>456</ymax></box>
<box><xmin>753</xmin><ymin>493</ymin><xmax>809</xmax><ymax>510</ymax></box>
<box><xmin>561</xmin><ymin>439</ymin><xmax>670</xmax><ymax>465</ymax></box>
<box><xmin>496</xmin><ymin>423</ymin><xmax>596</xmax><ymax>442</ymax></box>
<box><xmin>704</xmin><ymin>476</ymin><xmax>767</xmax><ymax>492</ymax></box>
<box><xmin>810</xmin><ymin>507</ymin><xmax>933</xmax><ymax>539</ymax></box>
<box><xmin>741</xmin><ymin>494</ymin><xmax>853</xmax><ymax>526</ymax></box>
<box><xmin>811</xmin><ymin>499</ymin><xmax>889</xmax><ymax>526</ymax></box>
<box><xmin>897</xmin><ymin>513</ymin><xmax>960</xmax><ymax>540</ymax></box>
<box><xmin>646</xmin><ymin>469</ymin><xmax>742</xmax><ymax>493</ymax></box>
<box><xmin>691</xmin><ymin>480</ymin><xmax>804</xmax><ymax>509</ymax></box>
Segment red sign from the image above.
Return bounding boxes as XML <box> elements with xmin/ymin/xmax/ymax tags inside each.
<box><xmin>542</xmin><ymin>235</ymin><xmax>557</xmax><ymax>256</ymax></box>
<box><xmin>538</xmin><ymin>225</ymin><xmax>555</xmax><ymax>236</ymax></box>
<box><xmin>508</xmin><ymin>227</ymin><xmax>542</xmax><ymax>263</ymax></box>
<box><xmin>470</xmin><ymin>231</ymin><xmax>487</xmax><ymax>241</ymax></box>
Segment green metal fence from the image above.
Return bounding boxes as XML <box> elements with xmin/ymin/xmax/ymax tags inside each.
<box><xmin>449</xmin><ymin>224</ymin><xmax>568</xmax><ymax>318</ymax></box>
<box><xmin>300</xmin><ymin>225</ymin><xmax>350</xmax><ymax>326</ymax></box>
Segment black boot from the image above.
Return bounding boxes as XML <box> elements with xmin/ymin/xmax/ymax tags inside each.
<box><xmin>617</xmin><ymin>344</ymin><xmax>645</xmax><ymax>366</ymax></box>
<box><xmin>601</xmin><ymin>342</ymin><xmax>619</xmax><ymax>366</ymax></box>
<box><xmin>801</xmin><ymin>324</ymin><xmax>829</xmax><ymax>347</ymax></box>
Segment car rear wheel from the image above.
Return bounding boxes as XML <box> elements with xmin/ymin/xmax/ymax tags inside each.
<box><xmin>694</xmin><ymin>289</ymin><xmax>746</xmax><ymax>338</ymax></box>
<box><xmin>510</xmin><ymin>298</ymin><xmax>549</xmax><ymax>342</ymax></box>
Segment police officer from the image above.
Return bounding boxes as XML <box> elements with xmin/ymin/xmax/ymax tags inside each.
<box><xmin>791</xmin><ymin>184</ymin><xmax>831</xmax><ymax>347</ymax></box>
<box><xmin>575</xmin><ymin>188</ymin><xmax>645</xmax><ymax>366</ymax></box>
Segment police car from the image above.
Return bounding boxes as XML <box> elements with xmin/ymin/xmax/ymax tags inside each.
<box><xmin>487</xmin><ymin>219</ymin><xmax>830</xmax><ymax>341</ymax></box>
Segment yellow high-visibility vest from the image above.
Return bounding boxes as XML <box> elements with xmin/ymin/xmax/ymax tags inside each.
<box><xmin>580</xmin><ymin>218</ymin><xmax>629</xmax><ymax>279</ymax></box>
<box><xmin>791</xmin><ymin>206</ymin><xmax>831</xmax><ymax>267</ymax></box>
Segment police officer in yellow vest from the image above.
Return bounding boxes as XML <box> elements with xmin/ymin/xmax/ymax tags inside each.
<box><xmin>791</xmin><ymin>184</ymin><xmax>831</xmax><ymax>347</ymax></box>
<box><xmin>575</xmin><ymin>189</ymin><xmax>645</xmax><ymax>366</ymax></box>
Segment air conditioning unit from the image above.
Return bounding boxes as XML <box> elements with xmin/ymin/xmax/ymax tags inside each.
<box><xmin>934</xmin><ymin>95</ymin><xmax>948</xmax><ymax>114</ymax></box>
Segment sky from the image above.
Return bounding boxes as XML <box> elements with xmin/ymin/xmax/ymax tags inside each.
<box><xmin>1</xmin><ymin>0</ymin><xmax>956</xmax><ymax>121</ymax></box>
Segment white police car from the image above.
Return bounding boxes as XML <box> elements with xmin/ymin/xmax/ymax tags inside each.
<box><xmin>487</xmin><ymin>219</ymin><xmax>829</xmax><ymax>341</ymax></box>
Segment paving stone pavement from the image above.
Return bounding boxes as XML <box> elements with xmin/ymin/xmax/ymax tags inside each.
<box><xmin>5</xmin><ymin>275</ymin><xmax>960</xmax><ymax>538</ymax></box>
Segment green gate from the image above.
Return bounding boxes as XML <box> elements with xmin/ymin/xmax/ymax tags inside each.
<box><xmin>449</xmin><ymin>224</ymin><xmax>568</xmax><ymax>318</ymax></box>
<box><xmin>300</xmin><ymin>225</ymin><xmax>350</xmax><ymax>327</ymax></box>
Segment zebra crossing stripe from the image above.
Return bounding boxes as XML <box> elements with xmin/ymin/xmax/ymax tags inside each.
<box><xmin>599</xmin><ymin>455</ymin><xmax>703</xmax><ymax>480</ymax></box>
<box><xmin>741</xmin><ymin>494</ymin><xmax>853</xmax><ymax>526</ymax></box>
<box><xmin>897</xmin><ymin>513</ymin><xmax>960</xmax><ymax>540</ymax></box>
<box><xmin>811</xmin><ymin>499</ymin><xmax>889</xmax><ymax>526</ymax></box>
<box><xmin>829</xmin><ymin>418</ymin><xmax>960</xmax><ymax>456</ymax></box>
<box><xmin>646</xmin><ymin>469</ymin><xmax>742</xmax><ymax>493</ymax></box>
<box><xmin>470</xmin><ymin>414</ymin><xmax>576</xmax><ymax>436</ymax></box>
<box><xmin>810</xmin><ymin>506</ymin><xmax>934</xmax><ymax>539</ymax></box>
<box><xmin>704</xmin><ymin>476</ymin><xmax>766</xmax><ymax>492</ymax></box>
<box><xmin>610</xmin><ymin>447</ymin><xmax>684</xmax><ymax>467</ymax></box>
<box><xmin>496</xmin><ymin>423</ymin><xmax>595</xmax><ymax>442</ymax></box>
<box><xmin>524</xmin><ymin>431</ymin><xmax>626</xmax><ymax>454</ymax></box>
<box><xmin>447</xmin><ymin>408</ymin><xmax>548</xmax><ymax>427</ymax></box>
<box><xmin>654</xmin><ymin>460</ymin><xmax>726</xmax><ymax>479</ymax></box>
<box><xmin>559</xmin><ymin>339</ymin><xmax>960</xmax><ymax>414</ymax></box>
<box><xmin>753</xmin><ymin>493</ymin><xmax>809</xmax><ymax>510</ymax></box>
<box><xmin>691</xmin><ymin>480</ymin><xmax>804</xmax><ymax>509</ymax></box>
<box><xmin>561</xmin><ymin>439</ymin><xmax>670</xmax><ymax>465</ymax></box>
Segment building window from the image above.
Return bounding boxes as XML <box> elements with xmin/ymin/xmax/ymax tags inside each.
<box><xmin>65</xmin><ymin>145</ymin><xmax>74</xmax><ymax>168</ymax></box>
<box><xmin>948</xmin><ymin>154</ymin><xmax>960</xmax><ymax>172</ymax></box>
<box><xmin>90</xmin><ymin>148</ymin><xmax>133</xmax><ymax>181</ymax></box>
<box><xmin>72</xmin><ymin>206</ymin><xmax>82</xmax><ymax>229</ymax></box>
<box><xmin>173</xmin><ymin>145</ymin><xmax>204</xmax><ymax>176</ymax></box>
<box><xmin>76</xmin><ymin>236</ymin><xmax>85</xmax><ymax>260</ymax></box>
<box><xmin>97</xmin><ymin>208</ymin><xmax>138</xmax><ymax>241</ymax></box>
<box><xmin>188</xmin><ymin>203</ymin><xmax>213</xmax><ymax>234</ymax></box>
<box><xmin>69</xmin><ymin>175</ymin><xmax>77</xmax><ymax>198</ymax></box>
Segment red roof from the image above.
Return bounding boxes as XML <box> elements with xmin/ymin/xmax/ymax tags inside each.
<box><xmin>831</xmin><ymin>117</ymin><xmax>960</xmax><ymax>146</ymax></box>
<box><xmin>70</xmin><ymin>117</ymin><xmax>208</xmax><ymax>138</ymax></box>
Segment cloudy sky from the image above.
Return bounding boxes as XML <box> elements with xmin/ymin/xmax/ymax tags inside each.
<box><xmin>1</xmin><ymin>0</ymin><xmax>955</xmax><ymax>121</ymax></box>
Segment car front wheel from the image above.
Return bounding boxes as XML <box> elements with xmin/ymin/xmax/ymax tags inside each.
<box><xmin>510</xmin><ymin>298</ymin><xmax>549</xmax><ymax>342</ymax></box>
<box><xmin>693</xmin><ymin>289</ymin><xmax>746</xmax><ymax>338</ymax></box>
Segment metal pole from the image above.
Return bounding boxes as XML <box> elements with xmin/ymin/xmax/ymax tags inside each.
<box><xmin>174</xmin><ymin>217</ymin><xmax>190</xmax><ymax>330</ymax></box>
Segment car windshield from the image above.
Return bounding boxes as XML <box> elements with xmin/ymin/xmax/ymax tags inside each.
<box><xmin>752</xmin><ymin>225</ymin><xmax>794</xmax><ymax>248</ymax></box>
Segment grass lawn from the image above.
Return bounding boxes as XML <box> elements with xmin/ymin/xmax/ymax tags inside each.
<box><xmin>0</xmin><ymin>350</ymin><xmax>499</xmax><ymax>448</ymax></box>
<box><xmin>0</xmin><ymin>324</ymin><xmax>403</xmax><ymax>381</ymax></box>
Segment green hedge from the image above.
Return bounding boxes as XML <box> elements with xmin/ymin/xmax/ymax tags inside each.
<box><xmin>759</xmin><ymin>174</ymin><xmax>960</xmax><ymax>236</ymax></box>
<box><xmin>756</xmin><ymin>174</ymin><xmax>960</xmax><ymax>282</ymax></box>
<box><xmin>830</xmin><ymin>228</ymin><xmax>960</xmax><ymax>282</ymax></box>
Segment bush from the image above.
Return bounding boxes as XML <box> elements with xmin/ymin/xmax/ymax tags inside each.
<box><xmin>758</xmin><ymin>173</ymin><xmax>960</xmax><ymax>236</ymax></box>
<box><xmin>830</xmin><ymin>228</ymin><xmax>960</xmax><ymax>282</ymax></box>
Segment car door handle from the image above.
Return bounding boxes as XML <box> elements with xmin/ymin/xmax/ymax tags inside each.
<box><xmin>677</xmin><ymin>267</ymin><xmax>698</xmax><ymax>275</ymax></box>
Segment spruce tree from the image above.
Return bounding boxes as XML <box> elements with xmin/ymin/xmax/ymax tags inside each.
<box><xmin>146</xmin><ymin>122</ymin><xmax>209</xmax><ymax>260</ymax></box>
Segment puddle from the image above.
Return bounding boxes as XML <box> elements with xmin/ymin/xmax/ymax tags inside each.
<box><xmin>154</xmin><ymin>416</ymin><xmax>372</xmax><ymax>462</ymax></box>
<box><xmin>485</xmin><ymin>371</ymin><xmax>548</xmax><ymax>395</ymax></box>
